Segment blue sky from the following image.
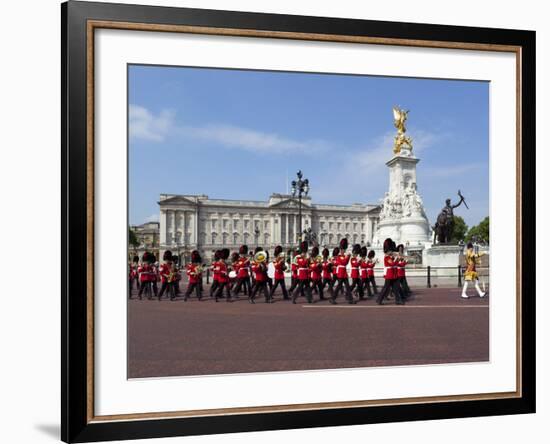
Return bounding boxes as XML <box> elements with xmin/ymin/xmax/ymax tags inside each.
<box><xmin>129</xmin><ymin>65</ymin><xmax>489</xmax><ymax>228</ymax></box>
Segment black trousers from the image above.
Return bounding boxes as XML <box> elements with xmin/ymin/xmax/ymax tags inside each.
<box><xmin>138</xmin><ymin>280</ymin><xmax>158</xmax><ymax>298</ymax></box>
<box><xmin>361</xmin><ymin>278</ymin><xmax>372</xmax><ymax>297</ymax></box>
<box><xmin>321</xmin><ymin>278</ymin><xmax>334</xmax><ymax>298</ymax></box>
<box><xmin>214</xmin><ymin>281</ymin><xmax>232</xmax><ymax>301</ymax></box>
<box><xmin>333</xmin><ymin>277</ymin><xmax>353</xmax><ymax>302</ymax></box>
<box><xmin>233</xmin><ymin>277</ymin><xmax>251</xmax><ymax>296</ymax></box>
<box><xmin>350</xmin><ymin>277</ymin><xmax>365</xmax><ymax>299</ymax></box>
<box><xmin>399</xmin><ymin>276</ymin><xmax>411</xmax><ymax>298</ymax></box>
<box><xmin>376</xmin><ymin>279</ymin><xmax>404</xmax><ymax>304</ymax></box>
<box><xmin>364</xmin><ymin>276</ymin><xmax>378</xmax><ymax>296</ymax></box>
<box><xmin>270</xmin><ymin>278</ymin><xmax>289</xmax><ymax>299</ymax></box>
<box><xmin>184</xmin><ymin>282</ymin><xmax>202</xmax><ymax>300</ymax></box>
<box><xmin>209</xmin><ymin>280</ymin><xmax>220</xmax><ymax>298</ymax></box>
<box><xmin>310</xmin><ymin>279</ymin><xmax>324</xmax><ymax>300</ymax></box>
<box><xmin>158</xmin><ymin>281</ymin><xmax>177</xmax><ymax>300</ymax></box>
<box><xmin>288</xmin><ymin>277</ymin><xmax>297</xmax><ymax>293</ymax></box>
<box><xmin>292</xmin><ymin>280</ymin><xmax>312</xmax><ymax>303</ymax></box>
<box><xmin>251</xmin><ymin>281</ymin><xmax>270</xmax><ymax>302</ymax></box>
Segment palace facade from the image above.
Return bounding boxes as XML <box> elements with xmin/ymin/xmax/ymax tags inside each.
<box><xmin>158</xmin><ymin>193</ymin><xmax>381</xmax><ymax>261</ymax></box>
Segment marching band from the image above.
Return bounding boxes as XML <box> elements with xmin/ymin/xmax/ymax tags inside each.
<box><xmin>128</xmin><ymin>237</ymin><xmax>417</xmax><ymax>305</ymax></box>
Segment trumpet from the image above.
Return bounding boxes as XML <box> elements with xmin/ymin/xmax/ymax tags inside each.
<box><xmin>314</xmin><ymin>255</ymin><xmax>323</xmax><ymax>263</ymax></box>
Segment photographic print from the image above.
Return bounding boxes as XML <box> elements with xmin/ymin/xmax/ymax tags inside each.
<box><xmin>63</xmin><ymin>3</ymin><xmax>535</xmax><ymax>440</ymax></box>
<box><xmin>127</xmin><ymin>65</ymin><xmax>490</xmax><ymax>379</ymax></box>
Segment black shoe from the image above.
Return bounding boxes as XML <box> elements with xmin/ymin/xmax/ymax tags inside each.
<box><xmin>249</xmin><ymin>298</ymin><xmax>255</xmax><ymax>304</ymax></box>
<box><xmin>292</xmin><ymin>298</ymin><xmax>297</xmax><ymax>304</ymax></box>
<box><xmin>183</xmin><ymin>297</ymin><xmax>188</xmax><ymax>302</ymax></box>
<box><xmin>376</xmin><ymin>300</ymin><xmax>383</xmax><ymax>305</ymax></box>
<box><xmin>329</xmin><ymin>299</ymin><xmax>336</xmax><ymax>305</ymax></box>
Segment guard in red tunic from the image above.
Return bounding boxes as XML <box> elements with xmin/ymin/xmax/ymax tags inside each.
<box><xmin>232</xmin><ymin>245</ymin><xmax>251</xmax><ymax>297</ymax></box>
<box><xmin>349</xmin><ymin>244</ymin><xmax>365</xmax><ymax>300</ymax></box>
<box><xmin>332</xmin><ymin>239</ymin><xmax>356</xmax><ymax>304</ymax></box>
<box><xmin>250</xmin><ymin>247</ymin><xmax>271</xmax><ymax>303</ymax></box>
<box><xmin>376</xmin><ymin>239</ymin><xmax>404</xmax><ymax>305</ymax></box>
<box><xmin>365</xmin><ymin>250</ymin><xmax>378</xmax><ymax>296</ymax></box>
<box><xmin>213</xmin><ymin>248</ymin><xmax>233</xmax><ymax>302</ymax></box>
<box><xmin>330</xmin><ymin>247</ymin><xmax>339</xmax><ymax>287</ymax></box>
<box><xmin>269</xmin><ymin>245</ymin><xmax>289</xmax><ymax>300</ymax></box>
<box><xmin>288</xmin><ymin>249</ymin><xmax>300</xmax><ymax>295</ymax></box>
<box><xmin>396</xmin><ymin>244</ymin><xmax>411</xmax><ymax>299</ymax></box>
<box><xmin>309</xmin><ymin>246</ymin><xmax>324</xmax><ymax>301</ymax></box>
<box><xmin>229</xmin><ymin>252</ymin><xmax>240</xmax><ymax>292</ymax></box>
<box><xmin>184</xmin><ymin>250</ymin><xmax>203</xmax><ymax>301</ymax></box>
<box><xmin>292</xmin><ymin>241</ymin><xmax>312</xmax><ymax>304</ymax></box>
<box><xmin>158</xmin><ymin>250</ymin><xmax>176</xmax><ymax>301</ymax></box>
<box><xmin>137</xmin><ymin>252</ymin><xmax>158</xmax><ymax>300</ymax></box>
<box><xmin>128</xmin><ymin>255</ymin><xmax>139</xmax><ymax>298</ymax></box>
<box><xmin>319</xmin><ymin>247</ymin><xmax>334</xmax><ymax>299</ymax></box>
<box><xmin>209</xmin><ymin>250</ymin><xmax>222</xmax><ymax>299</ymax></box>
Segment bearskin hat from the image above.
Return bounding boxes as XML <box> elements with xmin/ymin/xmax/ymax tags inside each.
<box><xmin>132</xmin><ymin>255</ymin><xmax>139</xmax><ymax>263</ymax></box>
<box><xmin>383</xmin><ymin>238</ymin><xmax>394</xmax><ymax>253</ymax></box>
<box><xmin>141</xmin><ymin>252</ymin><xmax>150</xmax><ymax>263</ymax></box>
<box><xmin>171</xmin><ymin>255</ymin><xmax>179</xmax><ymax>265</ymax></box>
<box><xmin>311</xmin><ymin>246</ymin><xmax>319</xmax><ymax>257</ymax></box>
<box><xmin>163</xmin><ymin>250</ymin><xmax>173</xmax><ymax>261</ymax></box>
<box><xmin>231</xmin><ymin>252</ymin><xmax>240</xmax><ymax>263</ymax></box>
<box><xmin>467</xmin><ymin>242</ymin><xmax>473</xmax><ymax>249</ymax></box>
<box><xmin>332</xmin><ymin>247</ymin><xmax>340</xmax><ymax>257</ymax></box>
<box><xmin>255</xmin><ymin>246</ymin><xmax>263</xmax><ymax>253</ymax></box>
<box><xmin>300</xmin><ymin>241</ymin><xmax>309</xmax><ymax>254</ymax></box>
<box><xmin>214</xmin><ymin>250</ymin><xmax>222</xmax><ymax>260</ymax></box>
<box><xmin>352</xmin><ymin>243</ymin><xmax>361</xmax><ymax>255</ymax></box>
<box><xmin>397</xmin><ymin>244</ymin><xmax>405</xmax><ymax>253</ymax></box>
<box><xmin>191</xmin><ymin>250</ymin><xmax>201</xmax><ymax>264</ymax></box>
<box><xmin>322</xmin><ymin>248</ymin><xmax>329</xmax><ymax>258</ymax></box>
<box><xmin>145</xmin><ymin>252</ymin><xmax>156</xmax><ymax>264</ymax></box>
<box><xmin>239</xmin><ymin>244</ymin><xmax>248</xmax><ymax>255</ymax></box>
<box><xmin>368</xmin><ymin>249</ymin><xmax>375</xmax><ymax>259</ymax></box>
<box><xmin>221</xmin><ymin>248</ymin><xmax>230</xmax><ymax>260</ymax></box>
<box><xmin>339</xmin><ymin>238</ymin><xmax>348</xmax><ymax>251</ymax></box>
<box><xmin>360</xmin><ymin>246</ymin><xmax>367</xmax><ymax>258</ymax></box>
<box><xmin>274</xmin><ymin>245</ymin><xmax>283</xmax><ymax>256</ymax></box>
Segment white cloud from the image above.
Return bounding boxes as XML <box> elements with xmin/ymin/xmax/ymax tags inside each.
<box><xmin>129</xmin><ymin>104</ymin><xmax>175</xmax><ymax>142</ymax></box>
<box><xmin>182</xmin><ymin>124</ymin><xmax>330</xmax><ymax>154</ymax></box>
<box><xmin>312</xmin><ymin>129</ymin><xmax>442</xmax><ymax>204</ymax></box>
<box><xmin>129</xmin><ymin>104</ymin><xmax>330</xmax><ymax>154</ymax></box>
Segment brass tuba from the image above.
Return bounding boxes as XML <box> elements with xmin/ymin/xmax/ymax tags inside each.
<box><xmin>254</xmin><ymin>251</ymin><xmax>267</xmax><ymax>263</ymax></box>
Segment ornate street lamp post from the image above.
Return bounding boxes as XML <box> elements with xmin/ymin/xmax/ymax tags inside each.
<box><xmin>291</xmin><ymin>170</ymin><xmax>309</xmax><ymax>244</ymax></box>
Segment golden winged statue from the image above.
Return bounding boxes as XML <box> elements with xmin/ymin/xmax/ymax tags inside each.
<box><xmin>392</xmin><ymin>106</ymin><xmax>413</xmax><ymax>154</ymax></box>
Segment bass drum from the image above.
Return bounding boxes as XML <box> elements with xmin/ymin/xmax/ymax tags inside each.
<box><xmin>267</xmin><ymin>262</ymin><xmax>275</xmax><ymax>279</ymax></box>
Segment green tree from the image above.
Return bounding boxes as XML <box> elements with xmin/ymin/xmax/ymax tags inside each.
<box><xmin>466</xmin><ymin>216</ymin><xmax>490</xmax><ymax>244</ymax></box>
<box><xmin>451</xmin><ymin>215</ymin><xmax>468</xmax><ymax>243</ymax></box>
<box><xmin>129</xmin><ymin>228</ymin><xmax>140</xmax><ymax>249</ymax></box>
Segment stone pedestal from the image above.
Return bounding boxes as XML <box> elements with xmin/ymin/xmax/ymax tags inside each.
<box><xmin>372</xmin><ymin>151</ymin><xmax>431</xmax><ymax>246</ymax></box>
<box><xmin>424</xmin><ymin>244</ymin><xmax>462</xmax><ymax>268</ymax></box>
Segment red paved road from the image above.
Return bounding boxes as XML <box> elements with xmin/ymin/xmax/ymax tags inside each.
<box><xmin>128</xmin><ymin>285</ymin><xmax>489</xmax><ymax>378</ymax></box>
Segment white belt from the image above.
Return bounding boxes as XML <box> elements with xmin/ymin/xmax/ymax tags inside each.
<box><xmin>298</xmin><ymin>267</ymin><xmax>308</xmax><ymax>271</ymax></box>
<box><xmin>351</xmin><ymin>267</ymin><xmax>359</xmax><ymax>270</ymax></box>
<box><xmin>336</xmin><ymin>265</ymin><xmax>346</xmax><ymax>270</ymax></box>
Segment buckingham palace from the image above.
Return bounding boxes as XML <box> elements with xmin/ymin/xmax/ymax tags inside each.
<box><xmin>158</xmin><ymin>193</ymin><xmax>381</xmax><ymax>261</ymax></box>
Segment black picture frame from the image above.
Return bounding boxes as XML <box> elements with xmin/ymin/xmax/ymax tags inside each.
<box><xmin>62</xmin><ymin>1</ymin><xmax>536</xmax><ymax>442</ymax></box>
